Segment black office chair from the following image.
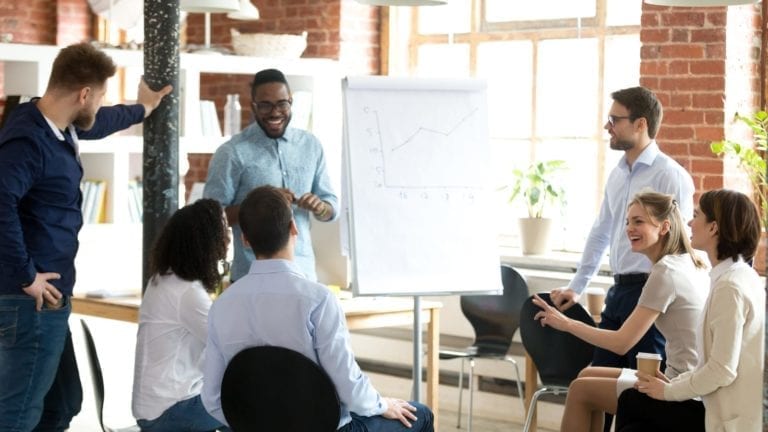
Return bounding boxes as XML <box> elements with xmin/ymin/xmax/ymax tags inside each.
<box><xmin>221</xmin><ymin>346</ymin><xmax>341</xmax><ymax>432</ymax></box>
<box><xmin>519</xmin><ymin>293</ymin><xmax>596</xmax><ymax>432</ymax></box>
<box><xmin>438</xmin><ymin>264</ymin><xmax>529</xmax><ymax>431</ymax></box>
<box><xmin>79</xmin><ymin>319</ymin><xmax>140</xmax><ymax>432</ymax></box>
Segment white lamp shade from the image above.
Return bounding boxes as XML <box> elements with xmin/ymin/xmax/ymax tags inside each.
<box><xmin>644</xmin><ymin>0</ymin><xmax>758</xmax><ymax>5</ymax></box>
<box><xmin>227</xmin><ymin>0</ymin><xmax>260</xmax><ymax>20</ymax></box>
<box><xmin>355</xmin><ymin>0</ymin><xmax>447</xmax><ymax>5</ymax></box>
<box><xmin>181</xmin><ymin>0</ymin><xmax>240</xmax><ymax>13</ymax></box>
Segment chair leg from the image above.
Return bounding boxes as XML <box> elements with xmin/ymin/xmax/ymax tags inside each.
<box><xmin>456</xmin><ymin>357</ymin><xmax>464</xmax><ymax>428</ymax></box>
<box><xmin>467</xmin><ymin>358</ymin><xmax>475</xmax><ymax>432</ymax></box>
<box><xmin>523</xmin><ymin>387</ymin><xmax>559</xmax><ymax>432</ymax></box>
<box><xmin>510</xmin><ymin>359</ymin><xmax>526</xmax><ymax>413</ymax></box>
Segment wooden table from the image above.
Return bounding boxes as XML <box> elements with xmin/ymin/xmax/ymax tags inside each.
<box><xmin>72</xmin><ymin>295</ymin><xmax>442</xmax><ymax>426</ymax></box>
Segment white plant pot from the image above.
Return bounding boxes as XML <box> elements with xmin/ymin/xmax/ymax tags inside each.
<box><xmin>518</xmin><ymin>217</ymin><xmax>553</xmax><ymax>255</ymax></box>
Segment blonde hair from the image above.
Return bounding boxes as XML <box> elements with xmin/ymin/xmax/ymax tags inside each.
<box><xmin>629</xmin><ymin>191</ymin><xmax>706</xmax><ymax>269</ymax></box>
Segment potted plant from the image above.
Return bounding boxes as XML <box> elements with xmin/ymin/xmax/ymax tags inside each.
<box><xmin>710</xmin><ymin>110</ymin><xmax>767</xmax><ymax>272</ymax></box>
<box><xmin>504</xmin><ymin>160</ymin><xmax>567</xmax><ymax>255</ymax></box>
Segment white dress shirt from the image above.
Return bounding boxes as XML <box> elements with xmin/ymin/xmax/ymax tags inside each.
<box><xmin>201</xmin><ymin>259</ymin><xmax>386</xmax><ymax>429</ymax></box>
<box><xmin>132</xmin><ymin>273</ymin><xmax>212</xmax><ymax>421</ymax></box>
<box><xmin>569</xmin><ymin>141</ymin><xmax>694</xmax><ymax>294</ymax></box>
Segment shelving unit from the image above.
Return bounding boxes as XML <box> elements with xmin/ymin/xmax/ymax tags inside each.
<box><xmin>0</xmin><ymin>42</ymin><xmax>343</xmax><ymax>292</ymax></box>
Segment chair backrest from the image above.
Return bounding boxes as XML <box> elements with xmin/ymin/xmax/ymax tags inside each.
<box><xmin>221</xmin><ymin>346</ymin><xmax>341</xmax><ymax>432</ymax></box>
<box><xmin>80</xmin><ymin>319</ymin><xmax>108</xmax><ymax>432</ymax></box>
<box><xmin>460</xmin><ymin>264</ymin><xmax>529</xmax><ymax>352</ymax></box>
<box><xmin>519</xmin><ymin>293</ymin><xmax>595</xmax><ymax>387</ymax></box>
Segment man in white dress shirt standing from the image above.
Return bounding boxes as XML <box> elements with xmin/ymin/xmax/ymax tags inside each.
<box><xmin>550</xmin><ymin>86</ymin><xmax>695</xmax><ymax>431</ymax></box>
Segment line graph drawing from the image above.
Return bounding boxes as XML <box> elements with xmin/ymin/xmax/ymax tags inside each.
<box><xmin>357</xmin><ymin>100</ymin><xmax>488</xmax><ymax>191</ymax></box>
<box><xmin>391</xmin><ymin>107</ymin><xmax>479</xmax><ymax>152</ymax></box>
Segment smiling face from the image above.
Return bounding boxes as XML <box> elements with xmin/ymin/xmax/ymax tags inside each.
<box><xmin>626</xmin><ymin>202</ymin><xmax>669</xmax><ymax>261</ymax></box>
<box><xmin>251</xmin><ymin>81</ymin><xmax>292</xmax><ymax>139</ymax></box>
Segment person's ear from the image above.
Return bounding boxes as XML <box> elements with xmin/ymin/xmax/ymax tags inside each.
<box><xmin>78</xmin><ymin>87</ymin><xmax>91</xmax><ymax>105</ymax></box>
<box><xmin>660</xmin><ymin>219</ymin><xmax>671</xmax><ymax>236</ymax></box>
<box><xmin>289</xmin><ymin>219</ymin><xmax>299</xmax><ymax>236</ymax></box>
<box><xmin>241</xmin><ymin>233</ymin><xmax>251</xmax><ymax>248</ymax></box>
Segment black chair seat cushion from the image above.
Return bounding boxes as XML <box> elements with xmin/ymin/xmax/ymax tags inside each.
<box><xmin>221</xmin><ymin>346</ymin><xmax>341</xmax><ymax>432</ymax></box>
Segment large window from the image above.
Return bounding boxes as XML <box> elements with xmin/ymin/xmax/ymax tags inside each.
<box><xmin>386</xmin><ymin>0</ymin><xmax>642</xmax><ymax>251</ymax></box>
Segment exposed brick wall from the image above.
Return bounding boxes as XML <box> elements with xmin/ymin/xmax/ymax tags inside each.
<box><xmin>55</xmin><ymin>0</ymin><xmax>91</xmax><ymax>46</ymax></box>
<box><xmin>185</xmin><ymin>0</ymin><xmax>381</xmax><ymax>185</ymax></box>
<box><xmin>640</xmin><ymin>3</ymin><xmax>760</xmax><ymax>203</ymax></box>
<box><xmin>0</xmin><ymin>0</ymin><xmax>58</xmax><ymax>45</ymax></box>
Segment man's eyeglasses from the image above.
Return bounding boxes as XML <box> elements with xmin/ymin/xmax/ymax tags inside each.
<box><xmin>607</xmin><ymin>115</ymin><xmax>631</xmax><ymax>128</ymax></box>
<box><xmin>253</xmin><ymin>100</ymin><xmax>292</xmax><ymax>115</ymax></box>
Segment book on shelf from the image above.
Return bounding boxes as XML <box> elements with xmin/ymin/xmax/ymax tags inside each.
<box><xmin>80</xmin><ymin>179</ymin><xmax>107</xmax><ymax>223</ymax></box>
<box><xmin>199</xmin><ymin>100</ymin><xmax>222</xmax><ymax>137</ymax></box>
<box><xmin>127</xmin><ymin>179</ymin><xmax>143</xmax><ymax>223</ymax></box>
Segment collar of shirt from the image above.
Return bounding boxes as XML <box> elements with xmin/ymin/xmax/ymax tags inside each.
<box><xmin>247</xmin><ymin>258</ymin><xmax>306</xmax><ymax>278</ymax></box>
<box><xmin>617</xmin><ymin>140</ymin><xmax>660</xmax><ymax>173</ymax></box>
<box><xmin>709</xmin><ymin>256</ymin><xmax>745</xmax><ymax>283</ymax></box>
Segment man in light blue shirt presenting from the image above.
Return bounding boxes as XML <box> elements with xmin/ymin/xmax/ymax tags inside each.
<box><xmin>201</xmin><ymin>186</ymin><xmax>433</xmax><ymax>432</ymax></box>
<box><xmin>203</xmin><ymin>68</ymin><xmax>338</xmax><ymax>282</ymax></box>
<box><xmin>551</xmin><ymin>87</ymin><xmax>694</xmax><ymax>374</ymax></box>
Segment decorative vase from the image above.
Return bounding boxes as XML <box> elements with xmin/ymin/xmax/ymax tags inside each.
<box><xmin>518</xmin><ymin>217</ymin><xmax>553</xmax><ymax>255</ymax></box>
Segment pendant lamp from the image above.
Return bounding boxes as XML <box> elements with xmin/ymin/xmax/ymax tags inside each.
<box><xmin>180</xmin><ymin>0</ymin><xmax>239</xmax><ymax>53</ymax></box>
<box><xmin>644</xmin><ymin>0</ymin><xmax>758</xmax><ymax>6</ymax></box>
<box><xmin>355</xmin><ymin>0</ymin><xmax>448</xmax><ymax>5</ymax></box>
<box><xmin>180</xmin><ymin>0</ymin><xmax>240</xmax><ymax>13</ymax></box>
<box><xmin>227</xmin><ymin>0</ymin><xmax>260</xmax><ymax>20</ymax></box>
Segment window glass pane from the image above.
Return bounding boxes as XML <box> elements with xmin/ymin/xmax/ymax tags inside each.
<box><xmin>485</xmin><ymin>0</ymin><xmax>595</xmax><ymax>22</ymax></box>
<box><xmin>477</xmin><ymin>41</ymin><xmax>534</xmax><ymax>139</ymax></box>
<box><xmin>536</xmin><ymin>38</ymin><xmax>598</xmax><ymax>137</ymax></box>
<box><xmin>415</xmin><ymin>44</ymin><xmax>470</xmax><ymax>77</ymax></box>
<box><xmin>492</xmin><ymin>139</ymin><xmax>532</xmax><ymax>237</ymax></box>
<box><xmin>418</xmin><ymin>0</ymin><xmax>471</xmax><ymax>34</ymax></box>
<box><xmin>606</xmin><ymin>0</ymin><xmax>641</xmax><ymax>26</ymax></box>
<box><xmin>603</xmin><ymin>34</ymin><xmax>641</xmax><ymax>125</ymax></box>
<box><xmin>536</xmin><ymin>139</ymin><xmax>600</xmax><ymax>251</ymax></box>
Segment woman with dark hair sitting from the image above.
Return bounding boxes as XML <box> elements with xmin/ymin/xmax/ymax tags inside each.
<box><xmin>617</xmin><ymin>189</ymin><xmax>764</xmax><ymax>432</ymax></box>
<box><xmin>132</xmin><ymin>198</ymin><xmax>230</xmax><ymax>432</ymax></box>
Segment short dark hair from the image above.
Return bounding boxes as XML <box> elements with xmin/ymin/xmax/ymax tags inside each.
<box><xmin>250</xmin><ymin>68</ymin><xmax>291</xmax><ymax>99</ymax></box>
<box><xmin>48</xmin><ymin>42</ymin><xmax>117</xmax><ymax>92</ymax></box>
<box><xmin>699</xmin><ymin>189</ymin><xmax>761</xmax><ymax>262</ymax></box>
<box><xmin>149</xmin><ymin>198</ymin><xmax>228</xmax><ymax>291</ymax></box>
<box><xmin>611</xmin><ymin>86</ymin><xmax>663</xmax><ymax>139</ymax></box>
<box><xmin>239</xmin><ymin>186</ymin><xmax>293</xmax><ymax>257</ymax></box>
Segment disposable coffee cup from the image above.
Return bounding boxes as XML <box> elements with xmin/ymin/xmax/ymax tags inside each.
<box><xmin>636</xmin><ymin>352</ymin><xmax>662</xmax><ymax>376</ymax></box>
<box><xmin>585</xmin><ymin>287</ymin><xmax>606</xmax><ymax>316</ymax></box>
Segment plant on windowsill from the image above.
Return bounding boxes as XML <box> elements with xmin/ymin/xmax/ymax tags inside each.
<box><xmin>503</xmin><ymin>159</ymin><xmax>567</xmax><ymax>255</ymax></box>
<box><xmin>710</xmin><ymin>110</ymin><xmax>767</xmax><ymax>273</ymax></box>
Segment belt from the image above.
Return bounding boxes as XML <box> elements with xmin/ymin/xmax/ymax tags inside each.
<box><xmin>613</xmin><ymin>273</ymin><xmax>650</xmax><ymax>285</ymax></box>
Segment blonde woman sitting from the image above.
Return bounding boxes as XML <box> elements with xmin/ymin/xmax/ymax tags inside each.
<box><xmin>532</xmin><ymin>190</ymin><xmax>708</xmax><ymax>432</ymax></box>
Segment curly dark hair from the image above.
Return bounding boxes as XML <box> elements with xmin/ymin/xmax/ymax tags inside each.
<box><xmin>149</xmin><ymin>198</ymin><xmax>228</xmax><ymax>291</ymax></box>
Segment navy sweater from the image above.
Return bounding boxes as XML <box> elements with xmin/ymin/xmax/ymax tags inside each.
<box><xmin>0</xmin><ymin>101</ymin><xmax>145</xmax><ymax>295</ymax></box>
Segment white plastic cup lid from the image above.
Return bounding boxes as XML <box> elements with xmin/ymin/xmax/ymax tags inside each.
<box><xmin>636</xmin><ymin>352</ymin><xmax>662</xmax><ymax>360</ymax></box>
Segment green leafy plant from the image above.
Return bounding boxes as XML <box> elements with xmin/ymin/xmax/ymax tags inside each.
<box><xmin>710</xmin><ymin>111</ymin><xmax>768</xmax><ymax>229</ymax></box>
<box><xmin>505</xmin><ymin>160</ymin><xmax>567</xmax><ymax>219</ymax></box>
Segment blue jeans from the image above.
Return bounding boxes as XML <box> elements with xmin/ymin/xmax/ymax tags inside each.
<box><xmin>0</xmin><ymin>295</ymin><xmax>82</xmax><ymax>432</ymax></box>
<box><xmin>338</xmin><ymin>401</ymin><xmax>434</xmax><ymax>432</ymax></box>
<box><xmin>136</xmin><ymin>395</ymin><xmax>229</xmax><ymax>432</ymax></box>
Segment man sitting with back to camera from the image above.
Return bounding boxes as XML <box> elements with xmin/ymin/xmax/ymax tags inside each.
<box><xmin>201</xmin><ymin>185</ymin><xmax>434</xmax><ymax>432</ymax></box>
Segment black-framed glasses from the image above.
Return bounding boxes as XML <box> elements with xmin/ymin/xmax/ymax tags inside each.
<box><xmin>253</xmin><ymin>99</ymin><xmax>292</xmax><ymax>115</ymax></box>
<box><xmin>607</xmin><ymin>115</ymin><xmax>631</xmax><ymax>127</ymax></box>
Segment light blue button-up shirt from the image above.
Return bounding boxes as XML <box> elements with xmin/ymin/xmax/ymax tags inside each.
<box><xmin>203</xmin><ymin>123</ymin><xmax>338</xmax><ymax>282</ymax></box>
<box><xmin>568</xmin><ymin>141</ymin><xmax>694</xmax><ymax>294</ymax></box>
<box><xmin>201</xmin><ymin>259</ymin><xmax>386</xmax><ymax>429</ymax></box>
